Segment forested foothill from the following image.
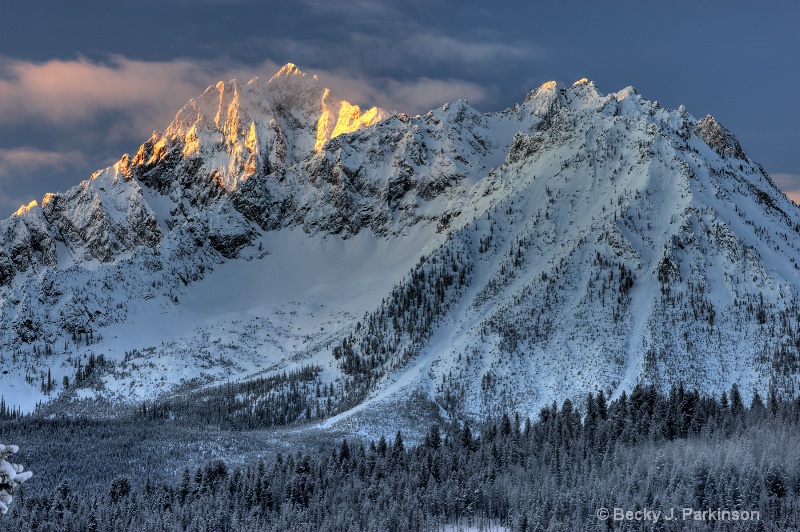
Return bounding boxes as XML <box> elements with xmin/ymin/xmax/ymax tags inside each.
<box><xmin>0</xmin><ymin>382</ymin><xmax>798</xmax><ymax>530</ymax></box>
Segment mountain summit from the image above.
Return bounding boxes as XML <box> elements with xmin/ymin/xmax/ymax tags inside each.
<box><xmin>1</xmin><ymin>66</ymin><xmax>798</xmax><ymax>427</ymax></box>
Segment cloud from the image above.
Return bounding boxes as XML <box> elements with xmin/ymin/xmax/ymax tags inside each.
<box><xmin>0</xmin><ymin>56</ymin><xmax>189</xmax><ymax>125</ymax></box>
<box><xmin>0</xmin><ymin>147</ymin><xmax>89</xmax><ymax>215</ymax></box>
<box><xmin>292</xmin><ymin>0</ymin><xmax>401</xmax><ymax>19</ymax></box>
<box><xmin>319</xmin><ymin>71</ymin><xmax>494</xmax><ymax>115</ymax></box>
<box><xmin>339</xmin><ymin>32</ymin><xmax>541</xmax><ymax>76</ymax></box>
<box><xmin>771</xmin><ymin>173</ymin><xmax>800</xmax><ymax>205</ymax></box>
<box><xmin>403</xmin><ymin>34</ymin><xmax>538</xmax><ymax>66</ymax></box>
<box><xmin>288</xmin><ymin>1</ymin><xmax>545</xmax><ymax>71</ymax></box>
<box><xmin>0</xmin><ymin>54</ymin><xmax>496</xmax><ymax>134</ymax></box>
<box><xmin>0</xmin><ymin>147</ymin><xmax>85</xmax><ymax>181</ymax></box>
<box><xmin>382</xmin><ymin>77</ymin><xmax>494</xmax><ymax>113</ymax></box>
<box><xmin>0</xmin><ymin>55</ymin><xmax>281</xmax><ymax>134</ymax></box>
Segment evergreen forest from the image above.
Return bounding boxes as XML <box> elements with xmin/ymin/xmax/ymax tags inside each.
<box><xmin>1</xmin><ymin>383</ymin><xmax>798</xmax><ymax>531</ymax></box>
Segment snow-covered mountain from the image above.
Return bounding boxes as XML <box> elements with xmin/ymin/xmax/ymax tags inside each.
<box><xmin>2</xmin><ymin>65</ymin><xmax>799</xmax><ymax>427</ymax></box>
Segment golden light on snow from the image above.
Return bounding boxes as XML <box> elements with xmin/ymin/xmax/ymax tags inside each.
<box><xmin>315</xmin><ymin>88</ymin><xmax>387</xmax><ymax>152</ymax></box>
<box><xmin>573</xmin><ymin>78</ymin><xmax>589</xmax><ymax>86</ymax></box>
<box><xmin>182</xmin><ymin>126</ymin><xmax>202</xmax><ymax>158</ymax></box>
<box><xmin>12</xmin><ymin>200</ymin><xmax>38</xmax><ymax>216</ymax></box>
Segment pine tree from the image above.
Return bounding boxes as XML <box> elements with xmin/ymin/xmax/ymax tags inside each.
<box><xmin>392</xmin><ymin>431</ymin><xmax>404</xmax><ymax>458</ymax></box>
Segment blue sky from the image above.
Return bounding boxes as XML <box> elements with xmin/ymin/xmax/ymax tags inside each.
<box><xmin>0</xmin><ymin>0</ymin><xmax>798</xmax><ymax>216</ymax></box>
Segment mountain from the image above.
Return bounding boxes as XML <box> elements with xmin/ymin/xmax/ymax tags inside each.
<box><xmin>2</xmin><ymin>65</ymin><xmax>799</xmax><ymax>430</ymax></box>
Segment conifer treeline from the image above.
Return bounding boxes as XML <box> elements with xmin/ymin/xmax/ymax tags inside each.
<box><xmin>3</xmin><ymin>383</ymin><xmax>800</xmax><ymax>531</ymax></box>
<box><xmin>136</xmin><ymin>365</ymin><xmax>336</xmax><ymax>429</ymax></box>
<box><xmin>334</xmin><ymin>242</ymin><xmax>474</xmax><ymax>407</ymax></box>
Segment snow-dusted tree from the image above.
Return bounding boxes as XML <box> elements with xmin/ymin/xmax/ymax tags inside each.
<box><xmin>0</xmin><ymin>444</ymin><xmax>32</xmax><ymax>514</ymax></box>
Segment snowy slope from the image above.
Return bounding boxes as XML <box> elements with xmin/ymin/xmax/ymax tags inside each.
<box><xmin>321</xmin><ymin>80</ymin><xmax>800</xmax><ymax>422</ymax></box>
<box><xmin>1</xmin><ymin>67</ymin><xmax>799</xmax><ymax>428</ymax></box>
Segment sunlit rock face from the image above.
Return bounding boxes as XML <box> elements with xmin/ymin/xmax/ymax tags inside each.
<box><xmin>315</xmin><ymin>88</ymin><xmax>389</xmax><ymax>153</ymax></box>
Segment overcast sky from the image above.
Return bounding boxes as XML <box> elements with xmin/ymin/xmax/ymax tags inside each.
<box><xmin>0</xmin><ymin>0</ymin><xmax>798</xmax><ymax>216</ymax></box>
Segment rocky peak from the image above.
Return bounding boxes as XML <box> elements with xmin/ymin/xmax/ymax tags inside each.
<box><xmin>522</xmin><ymin>80</ymin><xmax>561</xmax><ymax>117</ymax></box>
<box><xmin>695</xmin><ymin>114</ymin><xmax>745</xmax><ymax>159</ymax></box>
